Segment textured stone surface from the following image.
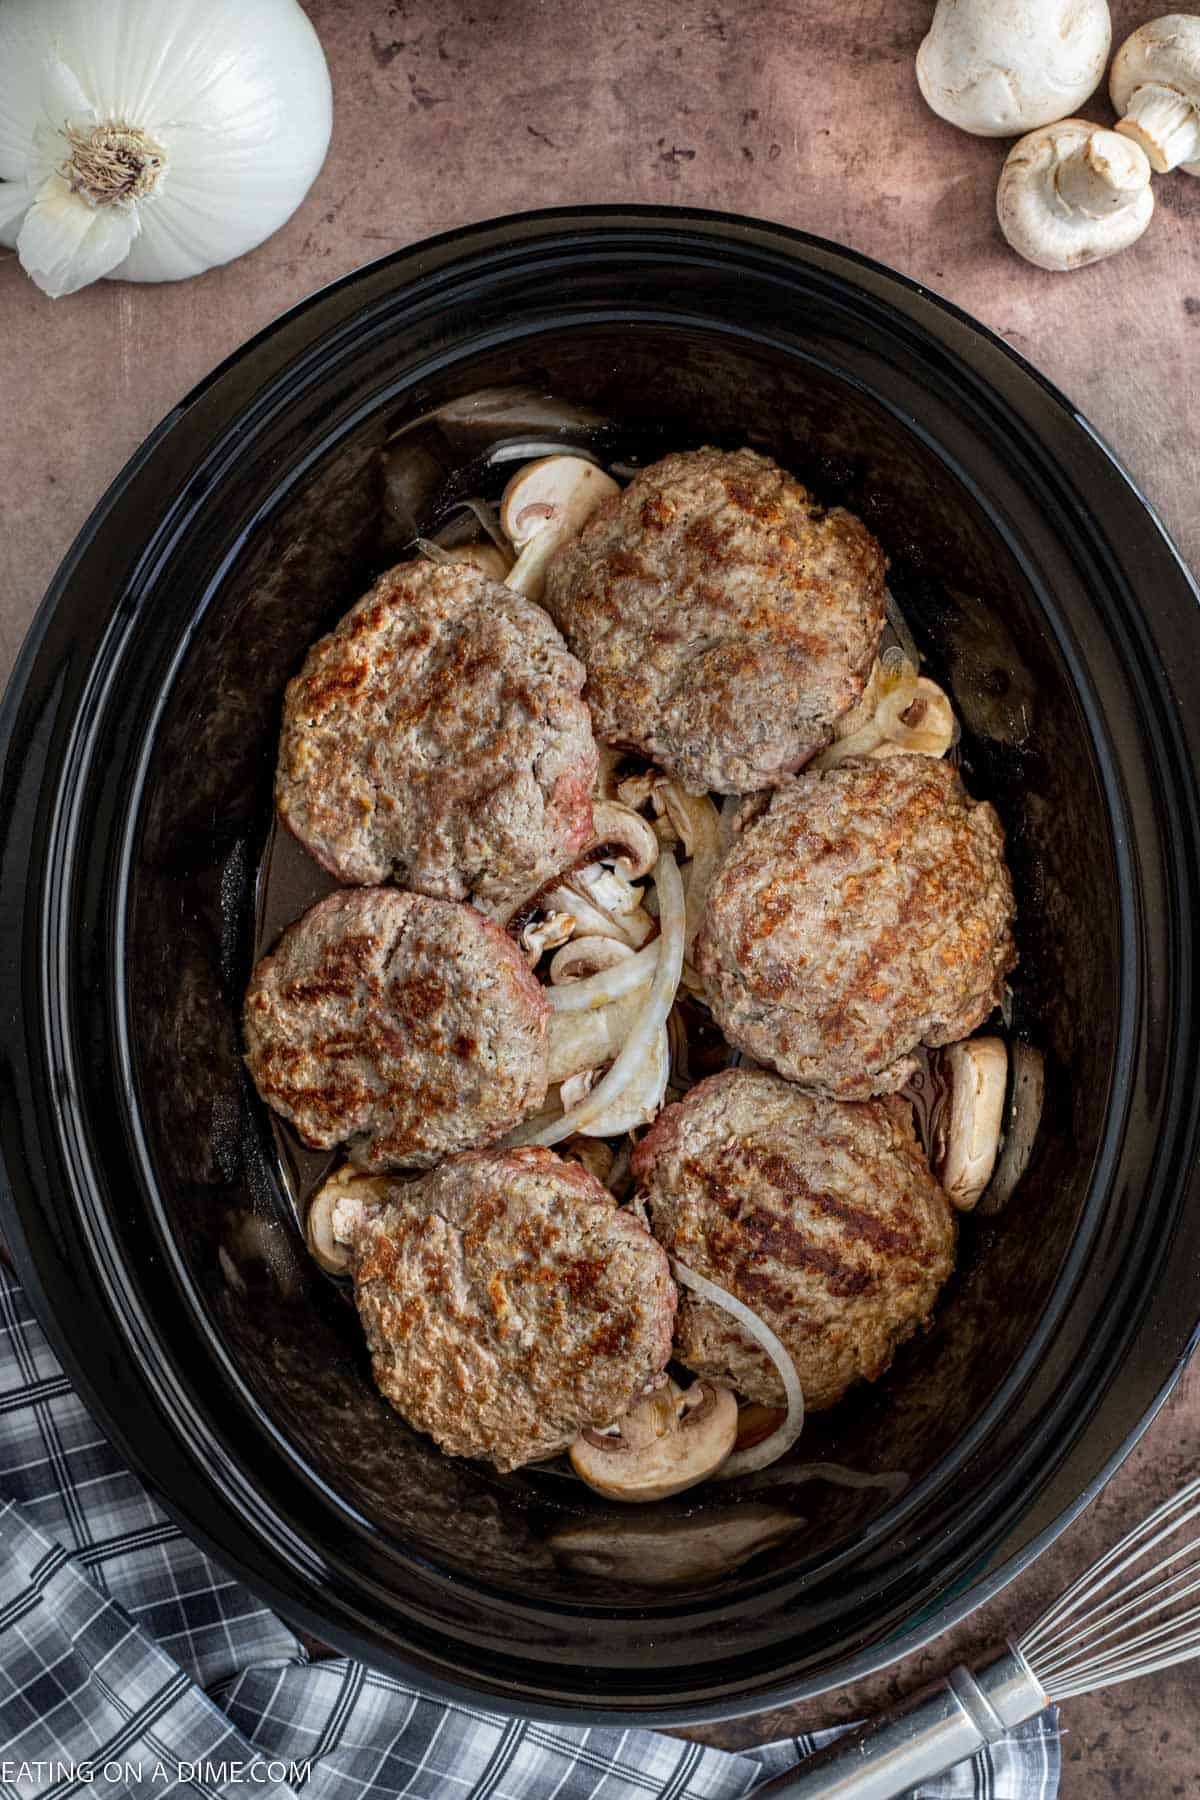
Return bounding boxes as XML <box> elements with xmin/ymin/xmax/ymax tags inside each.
<box><xmin>1</xmin><ymin>1</ymin><xmax>1197</xmax><ymax>1789</ymax></box>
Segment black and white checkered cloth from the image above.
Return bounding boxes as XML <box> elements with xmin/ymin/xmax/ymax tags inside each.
<box><xmin>0</xmin><ymin>1261</ymin><xmax>1060</xmax><ymax>1799</ymax></box>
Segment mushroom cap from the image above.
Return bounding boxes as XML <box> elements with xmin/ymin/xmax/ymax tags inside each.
<box><xmin>997</xmin><ymin>120</ymin><xmax>1154</xmax><ymax>272</ymax></box>
<box><xmin>1110</xmin><ymin>14</ymin><xmax>1200</xmax><ymax>176</ymax></box>
<box><xmin>934</xmin><ymin>1037</ymin><xmax>1009</xmax><ymax>1210</ymax></box>
<box><xmin>568</xmin><ymin>1379</ymin><xmax>739</xmax><ymax>1502</ymax></box>
<box><xmin>500</xmin><ymin>455</ymin><xmax>620</xmax><ymax>549</ymax></box>
<box><xmin>916</xmin><ymin>0</ymin><xmax>1112</xmax><ymax>138</ymax></box>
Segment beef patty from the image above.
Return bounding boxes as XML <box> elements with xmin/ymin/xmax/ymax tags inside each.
<box><xmin>337</xmin><ymin>1147</ymin><xmax>677</xmax><ymax>1470</ymax></box>
<box><xmin>276</xmin><ymin>558</ymin><xmax>597</xmax><ymax>914</ymax></box>
<box><xmin>696</xmin><ymin>755</ymin><xmax>1016</xmax><ymax>1096</ymax></box>
<box><xmin>543</xmin><ymin>446</ymin><xmax>887</xmax><ymax>794</ymax></box>
<box><xmin>243</xmin><ymin>887</ymin><xmax>548</xmax><ymax>1170</ymax></box>
<box><xmin>633</xmin><ymin>1068</ymin><xmax>956</xmax><ymax>1411</ymax></box>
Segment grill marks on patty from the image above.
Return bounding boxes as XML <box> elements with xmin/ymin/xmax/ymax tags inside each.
<box><xmin>242</xmin><ymin>888</ymin><xmax>549</xmax><ymax>1170</ymax></box>
<box><xmin>543</xmin><ymin>446</ymin><xmax>887</xmax><ymax>795</ymax></box>
<box><xmin>634</xmin><ymin>1069</ymin><xmax>956</xmax><ymax>1411</ymax></box>
<box><xmin>697</xmin><ymin>756</ymin><xmax>1017</xmax><ymax>1096</ymax></box>
<box><xmin>345</xmin><ymin>1148</ymin><xmax>677</xmax><ymax>1470</ymax></box>
<box><xmin>276</xmin><ymin>559</ymin><xmax>597</xmax><ymax>912</ymax></box>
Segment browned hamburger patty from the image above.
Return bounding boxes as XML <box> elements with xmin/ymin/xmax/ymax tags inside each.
<box><xmin>276</xmin><ymin>559</ymin><xmax>597</xmax><ymax>914</ymax></box>
<box><xmin>542</xmin><ymin>446</ymin><xmax>887</xmax><ymax>794</ymax></box>
<box><xmin>338</xmin><ymin>1147</ymin><xmax>677</xmax><ymax>1470</ymax></box>
<box><xmin>696</xmin><ymin>756</ymin><xmax>1017</xmax><ymax>1097</ymax></box>
<box><xmin>243</xmin><ymin>887</ymin><xmax>548</xmax><ymax>1170</ymax></box>
<box><xmin>633</xmin><ymin>1068</ymin><xmax>956</xmax><ymax>1411</ymax></box>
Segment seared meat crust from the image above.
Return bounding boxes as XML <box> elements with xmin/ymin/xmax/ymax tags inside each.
<box><xmin>696</xmin><ymin>755</ymin><xmax>1016</xmax><ymax>1096</ymax></box>
<box><xmin>345</xmin><ymin>1147</ymin><xmax>677</xmax><ymax>1470</ymax></box>
<box><xmin>277</xmin><ymin>558</ymin><xmax>597</xmax><ymax>914</ymax></box>
<box><xmin>634</xmin><ymin>1068</ymin><xmax>956</xmax><ymax>1410</ymax></box>
<box><xmin>243</xmin><ymin>887</ymin><xmax>548</xmax><ymax>1170</ymax></box>
<box><xmin>543</xmin><ymin>446</ymin><xmax>887</xmax><ymax>794</ymax></box>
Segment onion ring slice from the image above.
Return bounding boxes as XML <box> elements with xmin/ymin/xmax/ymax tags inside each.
<box><xmin>672</xmin><ymin>1259</ymin><xmax>805</xmax><ymax>1477</ymax></box>
<box><xmin>514</xmin><ymin>850</ymin><xmax>684</xmax><ymax>1146</ymax></box>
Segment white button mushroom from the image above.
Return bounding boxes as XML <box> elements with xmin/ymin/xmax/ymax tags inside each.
<box><xmin>997</xmin><ymin>119</ymin><xmax>1155</xmax><ymax>271</ymax></box>
<box><xmin>1111</xmin><ymin>14</ymin><xmax>1200</xmax><ymax>176</ymax></box>
<box><xmin>568</xmin><ymin>1379</ymin><xmax>739</xmax><ymax>1503</ymax></box>
<box><xmin>500</xmin><ymin>455</ymin><xmax>620</xmax><ymax>600</ymax></box>
<box><xmin>932</xmin><ymin>1037</ymin><xmax>1009</xmax><ymax>1211</ymax></box>
<box><xmin>440</xmin><ymin>542</ymin><xmax>513</xmax><ymax>581</ymax></box>
<box><xmin>917</xmin><ymin>0</ymin><xmax>1112</xmax><ymax>137</ymax></box>
<box><xmin>305</xmin><ymin>1168</ymin><xmax>391</xmax><ymax>1274</ymax></box>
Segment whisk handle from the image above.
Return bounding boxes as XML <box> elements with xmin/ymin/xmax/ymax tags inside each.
<box><xmin>749</xmin><ymin>1647</ymin><xmax>1046</xmax><ymax>1799</ymax></box>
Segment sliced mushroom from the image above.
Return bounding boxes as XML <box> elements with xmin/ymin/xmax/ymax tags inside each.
<box><xmin>553</xmin><ymin>869</ymin><xmax>655</xmax><ymax>949</ymax></box>
<box><xmin>617</xmin><ymin>769</ymin><xmax>659</xmax><ymax>811</ymax></box>
<box><xmin>306</xmin><ymin>1168</ymin><xmax>391</xmax><ymax>1274</ymax></box>
<box><xmin>502</xmin><ymin>456</ymin><xmax>620</xmax><ymax>599</ymax></box>
<box><xmin>440</xmin><ymin>541</ymin><xmax>513</xmax><ymax>581</ymax></box>
<box><xmin>561</xmin><ymin>1135</ymin><xmax>615</xmax><ymax>1186</ymax></box>
<box><xmin>569</xmin><ymin>1379</ymin><xmax>739</xmax><ymax>1503</ymax></box>
<box><xmin>734</xmin><ymin>1403</ymin><xmax>788</xmax><ymax>1455</ymax></box>
<box><xmin>867</xmin><ymin>677</ymin><xmax>959</xmax><ymax>759</ymax></box>
<box><xmin>655</xmin><ymin>783</ymin><xmax>722</xmax><ymax>949</ymax></box>
<box><xmin>582</xmin><ymin>800</ymin><xmax>661</xmax><ymax>879</ymax></box>
<box><xmin>519</xmin><ymin>908</ymin><xmax>576</xmax><ymax>965</ymax></box>
<box><xmin>570</xmin><ymin>861</ymin><xmax>644</xmax><ymax>917</ymax></box>
<box><xmin>549</xmin><ymin>935</ymin><xmax>634</xmax><ymax>985</ymax></box>
<box><xmin>932</xmin><ymin>1037</ymin><xmax>1009</xmax><ymax>1211</ymax></box>
<box><xmin>978</xmin><ymin>1040</ymin><xmax>1046</xmax><ymax>1215</ymax></box>
<box><xmin>820</xmin><ymin>656</ymin><xmax>959</xmax><ymax>766</ymax></box>
<box><xmin>594</xmin><ymin>746</ymin><xmax>627</xmax><ymax>799</ymax></box>
<box><xmin>549</xmin><ymin>1505</ymin><xmax>802</xmax><ymax>1585</ymax></box>
<box><xmin>544</xmin><ymin>883</ymin><xmax>638</xmax><ymax>947</ymax></box>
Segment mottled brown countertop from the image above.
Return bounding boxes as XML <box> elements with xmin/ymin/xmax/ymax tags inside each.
<box><xmin>1</xmin><ymin>1</ymin><xmax>1198</xmax><ymax>1791</ymax></box>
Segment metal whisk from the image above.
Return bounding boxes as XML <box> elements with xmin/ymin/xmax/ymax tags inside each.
<box><xmin>752</xmin><ymin>1474</ymin><xmax>1200</xmax><ymax>1798</ymax></box>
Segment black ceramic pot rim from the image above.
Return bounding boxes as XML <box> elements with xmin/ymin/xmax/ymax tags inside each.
<box><xmin>2</xmin><ymin>209</ymin><xmax>1200</xmax><ymax>1725</ymax></box>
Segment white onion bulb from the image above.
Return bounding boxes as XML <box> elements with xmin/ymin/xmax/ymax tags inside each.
<box><xmin>0</xmin><ymin>0</ymin><xmax>332</xmax><ymax>298</ymax></box>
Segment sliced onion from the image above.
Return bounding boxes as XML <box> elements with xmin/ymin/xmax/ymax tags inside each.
<box><xmin>672</xmin><ymin>1258</ymin><xmax>805</xmax><ymax>1477</ymax></box>
<box><xmin>514</xmin><ymin>850</ymin><xmax>684</xmax><ymax>1146</ymax></box>
<box><xmin>546</xmin><ymin>987</ymin><xmax>650</xmax><ymax>1084</ymax></box>
<box><xmin>656</xmin><ymin>783</ymin><xmax>721</xmax><ymax>951</ymax></box>
<box><xmin>576</xmin><ymin>1025</ymin><xmax>669</xmax><ymax>1137</ymax></box>
<box><xmin>461</xmin><ymin>495</ymin><xmax>509</xmax><ymax>551</ymax></box>
<box><xmin>486</xmin><ymin>439</ymin><xmax>605</xmax><ymax>470</ymax></box>
<box><xmin>548</xmin><ymin>938</ymin><xmax>660</xmax><ymax>1011</ymax></box>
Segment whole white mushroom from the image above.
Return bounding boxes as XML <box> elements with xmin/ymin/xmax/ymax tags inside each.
<box><xmin>917</xmin><ymin>0</ymin><xmax>1112</xmax><ymax>138</ymax></box>
<box><xmin>1111</xmin><ymin>14</ymin><xmax>1200</xmax><ymax>176</ymax></box>
<box><xmin>997</xmin><ymin>119</ymin><xmax>1155</xmax><ymax>271</ymax></box>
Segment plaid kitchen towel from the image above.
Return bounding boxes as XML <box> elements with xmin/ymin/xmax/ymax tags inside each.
<box><xmin>0</xmin><ymin>1261</ymin><xmax>1060</xmax><ymax>1800</ymax></box>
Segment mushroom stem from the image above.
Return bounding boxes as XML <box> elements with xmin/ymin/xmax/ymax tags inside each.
<box><xmin>1054</xmin><ymin>129</ymin><xmax>1155</xmax><ymax>216</ymax></box>
<box><xmin>997</xmin><ymin>119</ymin><xmax>1154</xmax><ymax>272</ymax></box>
<box><xmin>1110</xmin><ymin>16</ymin><xmax>1200</xmax><ymax>179</ymax></box>
<box><xmin>1116</xmin><ymin>82</ymin><xmax>1200</xmax><ymax>172</ymax></box>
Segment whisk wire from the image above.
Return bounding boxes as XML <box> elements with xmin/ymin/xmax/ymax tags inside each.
<box><xmin>1034</xmin><ymin>1561</ymin><xmax>1200</xmax><ymax>1677</ymax></box>
<box><xmin>1020</xmin><ymin>1475</ymin><xmax>1200</xmax><ymax>1701</ymax></box>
